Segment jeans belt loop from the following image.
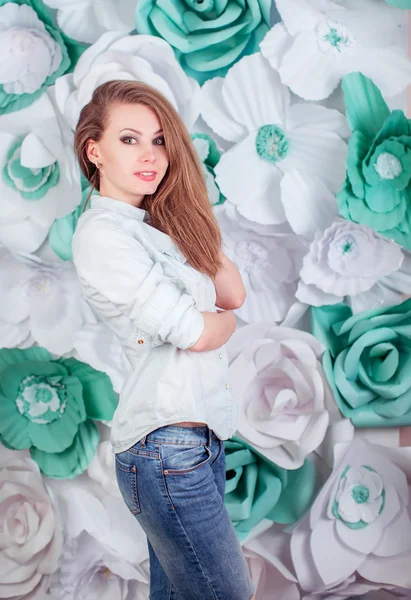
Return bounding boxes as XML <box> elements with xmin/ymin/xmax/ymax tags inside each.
<box><xmin>140</xmin><ymin>435</ymin><xmax>147</xmax><ymax>447</ymax></box>
<box><xmin>207</xmin><ymin>427</ymin><xmax>212</xmax><ymax>448</ymax></box>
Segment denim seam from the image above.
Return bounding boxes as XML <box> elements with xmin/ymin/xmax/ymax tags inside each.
<box><xmin>159</xmin><ymin>452</ymin><xmax>176</xmax><ymax>511</ymax></box>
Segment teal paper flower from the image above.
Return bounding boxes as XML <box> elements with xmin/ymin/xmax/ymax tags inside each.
<box><xmin>0</xmin><ymin>346</ymin><xmax>117</xmax><ymax>478</ymax></box>
<box><xmin>192</xmin><ymin>133</ymin><xmax>225</xmax><ymax>206</ymax></box>
<box><xmin>312</xmin><ymin>299</ymin><xmax>411</xmax><ymax>427</ymax></box>
<box><xmin>385</xmin><ymin>0</ymin><xmax>411</xmax><ymax>6</ymax></box>
<box><xmin>49</xmin><ymin>185</ymin><xmax>95</xmax><ymax>260</ymax></box>
<box><xmin>224</xmin><ymin>436</ymin><xmax>316</xmax><ymax>541</ymax></box>
<box><xmin>0</xmin><ymin>0</ymin><xmax>72</xmax><ymax>115</ymax></box>
<box><xmin>2</xmin><ymin>138</ymin><xmax>59</xmax><ymax>199</ymax></box>
<box><xmin>337</xmin><ymin>72</ymin><xmax>411</xmax><ymax>251</ymax></box>
<box><xmin>135</xmin><ymin>0</ymin><xmax>272</xmax><ymax>84</ymax></box>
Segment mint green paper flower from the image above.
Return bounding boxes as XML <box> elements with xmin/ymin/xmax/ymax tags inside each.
<box><xmin>385</xmin><ymin>0</ymin><xmax>411</xmax><ymax>6</ymax></box>
<box><xmin>192</xmin><ymin>133</ymin><xmax>225</xmax><ymax>206</ymax></box>
<box><xmin>337</xmin><ymin>72</ymin><xmax>411</xmax><ymax>251</ymax></box>
<box><xmin>224</xmin><ymin>436</ymin><xmax>316</xmax><ymax>541</ymax></box>
<box><xmin>49</xmin><ymin>185</ymin><xmax>95</xmax><ymax>260</ymax></box>
<box><xmin>0</xmin><ymin>0</ymin><xmax>72</xmax><ymax>115</ymax></box>
<box><xmin>312</xmin><ymin>299</ymin><xmax>411</xmax><ymax>428</ymax></box>
<box><xmin>135</xmin><ymin>0</ymin><xmax>272</xmax><ymax>83</ymax></box>
<box><xmin>2</xmin><ymin>139</ymin><xmax>59</xmax><ymax>199</ymax></box>
<box><xmin>0</xmin><ymin>347</ymin><xmax>117</xmax><ymax>478</ymax></box>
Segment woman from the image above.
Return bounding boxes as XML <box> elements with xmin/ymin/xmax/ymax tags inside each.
<box><xmin>72</xmin><ymin>80</ymin><xmax>254</xmax><ymax>600</ymax></box>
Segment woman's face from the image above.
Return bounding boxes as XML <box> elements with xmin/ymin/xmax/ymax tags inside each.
<box><xmin>87</xmin><ymin>102</ymin><xmax>169</xmax><ymax>206</ymax></box>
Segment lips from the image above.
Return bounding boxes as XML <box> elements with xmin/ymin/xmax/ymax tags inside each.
<box><xmin>134</xmin><ymin>171</ymin><xmax>157</xmax><ymax>182</ymax></box>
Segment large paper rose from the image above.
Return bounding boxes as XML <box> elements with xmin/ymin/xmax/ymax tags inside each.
<box><xmin>224</xmin><ymin>437</ymin><xmax>316</xmax><ymax>540</ymax></box>
<box><xmin>0</xmin><ymin>346</ymin><xmax>117</xmax><ymax>478</ymax></box>
<box><xmin>260</xmin><ymin>0</ymin><xmax>411</xmax><ymax>101</ymax></box>
<box><xmin>47</xmin><ymin>485</ymin><xmax>149</xmax><ymax>599</ymax></box>
<box><xmin>337</xmin><ymin>72</ymin><xmax>411</xmax><ymax>251</ymax></box>
<box><xmin>291</xmin><ymin>439</ymin><xmax>411</xmax><ymax>591</ymax></box>
<box><xmin>312</xmin><ymin>299</ymin><xmax>411</xmax><ymax>428</ymax></box>
<box><xmin>226</xmin><ymin>323</ymin><xmax>331</xmax><ymax>469</ymax></box>
<box><xmin>55</xmin><ymin>31</ymin><xmax>199</xmax><ymax>131</ymax></box>
<box><xmin>201</xmin><ymin>52</ymin><xmax>348</xmax><ymax>225</ymax></box>
<box><xmin>0</xmin><ymin>447</ymin><xmax>63</xmax><ymax>598</ymax></box>
<box><xmin>0</xmin><ymin>0</ymin><xmax>71</xmax><ymax>114</ymax></box>
<box><xmin>215</xmin><ymin>202</ymin><xmax>306</xmax><ymax>324</ymax></box>
<box><xmin>43</xmin><ymin>0</ymin><xmax>135</xmax><ymax>44</ymax></box>
<box><xmin>135</xmin><ymin>0</ymin><xmax>271</xmax><ymax>83</ymax></box>
<box><xmin>0</xmin><ymin>92</ymin><xmax>82</xmax><ymax>253</ymax></box>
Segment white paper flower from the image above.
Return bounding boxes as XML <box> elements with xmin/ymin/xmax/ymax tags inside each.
<box><xmin>72</xmin><ymin>322</ymin><xmax>130</xmax><ymax>394</ymax></box>
<box><xmin>302</xmin><ymin>575</ymin><xmax>397</xmax><ymax>600</ymax></box>
<box><xmin>0</xmin><ymin>93</ymin><xmax>81</xmax><ymax>253</ymax></box>
<box><xmin>298</xmin><ymin>220</ymin><xmax>404</xmax><ymax>305</ymax></box>
<box><xmin>87</xmin><ymin>439</ymin><xmax>121</xmax><ymax>498</ymax></box>
<box><xmin>214</xmin><ymin>202</ymin><xmax>306</xmax><ymax>324</ymax></box>
<box><xmin>201</xmin><ymin>52</ymin><xmax>348</xmax><ymax>225</ymax></box>
<box><xmin>43</xmin><ymin>0</ymin><xmax>136</xmax><ymax>44</ymax></box>
<box><xmin>0</xmin><ymin>2</ymin><xmax>63</xmax><ymax>96</ymax></box>
<box><xmin>48</xmin><ymin>486</ymin><xmax>149</xmax><ymax>600</ymax></box>
<box><xmin>280</xmin><ymin>170</ymin><xmax>411</xmax><ymax>312</ymax></box>
<box><xmin>55</xmin><ymin>32</ymin><xmax>199</xmax><ymax>131</ymax></box>
<box><xmin>291</xmin><ymin>439</ymin><xmax>411</xmax><ymax>592</ymax></box>
<box><xmin>0</xmin><ymin>446</ymin><xmax>63</xmax><ymax>599</ymax></box>
<box><xmin>0</xmin><ymin>252</ymin><xmax>85</xmax><ymax>355</ymax></box>
<box><xmin>243</xmin><ymin>522</ymin><xmax>300</xmax><ymax>600</ymax></box>
<box><xmin>260</xmin><ymin>0</ymin><xmax>411</xmax><ymax>101</ymax></box>
<box><xmin>226</xmin><ymin>322</ymin><xmax>331</xmax><ymax>469</ymax></box>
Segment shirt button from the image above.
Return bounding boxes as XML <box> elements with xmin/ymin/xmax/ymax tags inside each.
<box><xmin>218</xmin><ymin>353</ymin><xmax>223</xmax><ymax>359</ymax></box>
<box><xmin>225</xmin><ymin>383</ymin><xmax>229</xmax><ymax>390</ymax></box>
<box><xmin>138</xmin><ymin>339</ymin><xmax>144</xmax><ymax>345</ymax></box>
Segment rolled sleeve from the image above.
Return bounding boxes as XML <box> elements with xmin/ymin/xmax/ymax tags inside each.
<box><xmin>72</xmin><ymin>217</ymin><xmax>205</xmax><ymax>350</ymax></box>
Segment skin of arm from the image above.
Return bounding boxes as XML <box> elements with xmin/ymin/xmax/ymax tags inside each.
<box><xmin>187</xmin><ymin>252</ymin><xmax>246</xmax><ymax>352</ymax></box>
<box><xmin>213</xmin><ymin>251</ymin><xmax>246</xmax><ymax>311</ymax></box>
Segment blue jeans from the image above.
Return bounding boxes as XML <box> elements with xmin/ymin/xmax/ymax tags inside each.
<box><xmin>115</xmin><ymin>424</ymin><xmax>254</xmax><ymax>600</ymax></box>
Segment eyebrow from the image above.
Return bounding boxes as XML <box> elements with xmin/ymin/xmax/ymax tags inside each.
<box><xmin>119</xmin><ymin>128</ymin><xmax>163</xmax><ymax>135</ymax></box>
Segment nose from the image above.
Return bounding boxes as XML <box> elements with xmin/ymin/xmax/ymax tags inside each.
<box><xmin>139</xmin><ymin>143</ymin><xmax>156</xmax><ymax>163</ymax></box>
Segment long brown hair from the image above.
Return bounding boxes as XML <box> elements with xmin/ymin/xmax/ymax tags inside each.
<box><xmin>74</xmin><ymin>80</ymin><xmax>223</xmax><ymax>278</ymax></box>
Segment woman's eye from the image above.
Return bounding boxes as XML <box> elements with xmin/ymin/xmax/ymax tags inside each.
<box><xmin>154</xmin><ymin>137</ymin><xmax>165</xmax><ymax>145</ymax></box>
<box><xmin>121</xmin><ymin>137</ymin><xmax>136</xmax><ymax>144</ymax></box>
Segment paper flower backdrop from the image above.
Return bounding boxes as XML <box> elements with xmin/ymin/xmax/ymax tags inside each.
<box><xmin>135</xmin><ymin>0</ymin><xmax>272</xmax><ymax>83</ymax></box>
<box><xmin>201</xmin><ymin>52</ymin><xmax>348</xmax><ymax>225</ymax></box>
<box><xmin>337</xmin><ymin>72</ymin><xmax>411</xmax><ymax>252</ymax></box>
<box><xmin>312</xmin><ymin>299</ymin><xmax>411</xmax><ymax>428</ymax></box>
<box><xmin>260</xmin><ymin>0</ymin><xmax>411</xmax><ymax>100</ymax></box>
<box><xmin>291</xmin><ymin>439</ymin><xmax>411</xmax><ymax>592</ymax></box>
<box><xmin>0</xmin><ymin>0</ymin><xmax>72</xmax><ymax>114</ymax></box>
<box><xmin>0</xmin><ymin>0</ymin><xmax>410</xmax><ymax>598</ymax></box>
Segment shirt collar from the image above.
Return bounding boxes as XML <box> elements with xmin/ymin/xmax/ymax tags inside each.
<box><xmin>90</xmin><ymin>195</ymin><xmax>150</xmax><ymax>223</ymax></box>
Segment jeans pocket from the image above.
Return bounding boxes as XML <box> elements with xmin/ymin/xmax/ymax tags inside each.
<box><xmin>115</xmin><ymin>456</ymin><xmax>141</xmax><ymax>515</ymax></box>
<box><xmin>161</xmin><ymin>443</ymin><xmax>212</xmax><ymax>475</ymax></box>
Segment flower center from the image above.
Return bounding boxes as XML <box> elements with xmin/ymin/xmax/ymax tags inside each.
<box><xmin>9</xmin><ymin>28</ymin><xmax>36</xmax><ymax>58</ymax></box>
<box><xmin>352</xmin><ymin>484</ymin><xmax>370</xmax><ymax>504</ymax></box>
<box><xmin>256</xmin><ymin>125</ymin><xmax>289</xmax><ymax>163</ymax></box>
<box><xmin>234</xmin><ymin>240</ymin><xmax>269</xmax><ymax>272</ymax></box>
<box><xmin>374</xmin><ymin>152</ymin><xmax>403</xmax><ymax>180</ymax></box>
<box><xmin>184</xmin><ymin>0</ymin><xmax>214</xmax><ymax>11</ymax></box>
<box><xmin>316</xmin><ymin>19</ymin><xmax>356</xmax><ymax>55</ymax></box>
<box><xmin>16</xmin><ymin>375</ymin><xmax>67</xmax><ymax>424</ymax></box>
<box><xmin>27</xmin><ymin>275</ymin><xmax>53</xmax><ymax>298</ymax></box>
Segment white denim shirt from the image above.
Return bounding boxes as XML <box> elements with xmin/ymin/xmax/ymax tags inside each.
<box><xmin>71</xmin><ymin>195</ymin><xmax>239</xmax><ymax>454</ymax></box>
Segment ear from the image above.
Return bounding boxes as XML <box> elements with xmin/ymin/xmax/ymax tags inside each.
<box><xmin>86</xmin><ymin>139</ymin><xmax>100</xmax><ymax>164</ymax></box>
